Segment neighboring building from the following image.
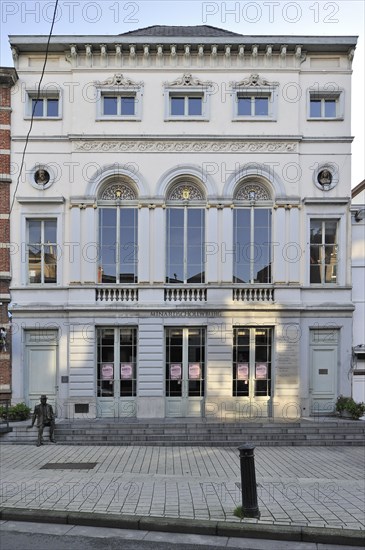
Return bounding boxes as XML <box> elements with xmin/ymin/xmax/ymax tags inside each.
<box><xmin>351</xmin><ymin>180</ymin><xmax>365</xmax><ymax>404</ymax></box>
<box><xmin>0</xmin><ymin>67</ymin><xmax>18</xmax><ymax>401</ymax></box>
<box><xmin>8</xmin><ymin>27</ymin><xmax>358</xmax><ymax>419</ymax></box>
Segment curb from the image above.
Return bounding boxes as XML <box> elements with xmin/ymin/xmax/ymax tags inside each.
<box><xmin>1</xmin><ymin>508</ymin><xmax>364</xmax><ymax>546</ymax></box>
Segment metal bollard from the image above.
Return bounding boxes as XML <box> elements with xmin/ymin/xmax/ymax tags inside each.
<box><xmin>238</xmin><ymin>443</ymin><xmax>260</xmax><ymax>518</ymax></box>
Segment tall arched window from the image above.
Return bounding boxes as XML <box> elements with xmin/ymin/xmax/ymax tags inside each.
<box><xmin>233</xmin><ymin>181</ymin><xmax>272</xmax><ymax>284</ymax></box>
<box><xmin>166</xmin><ymin>179</ymin><xmax>205</xmax><ymax>284</ymax></box>
<box><xmin>98</xmin><ymin>181</ymin><xmax>138</xmax><ymax>284</ymax></box>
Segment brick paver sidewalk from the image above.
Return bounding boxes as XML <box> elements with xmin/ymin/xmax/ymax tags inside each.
<box><xmin>0</xmin><ymin>445</ymin><xmax>364</xmax><ymax>531</ymax></box>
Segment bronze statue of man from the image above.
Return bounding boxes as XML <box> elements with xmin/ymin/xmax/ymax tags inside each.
<box><xmin>29</xmin><ymin>395</ymin><xmax>55</xmax><ymax>446</ymax></box>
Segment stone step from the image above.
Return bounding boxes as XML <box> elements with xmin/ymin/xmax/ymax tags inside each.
<box><xmin>2</xmin><ymin>420</ymin><xmax>364</xmax><ymax>446</ymax></box>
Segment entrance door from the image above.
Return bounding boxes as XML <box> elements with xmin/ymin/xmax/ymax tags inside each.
<box><xmin>97</xmin><ymin>327</ymin><xmax>137</xmax><ymax>417</ymax></box>
<box><xmin>165</xmin><ymin>327</ymin><xmax>205</xmax><ymax>417</ymax></box>
<box><xmin>25</xmin><ymin>330</ymin><xmax>58</xmax><ymax>412</ymax></box>
<box><xmin>310</xmin><ymin>329</ymin><xmax>338</xmax><ymax>414</ymax></box>
<box><xmin>233</xmin><ymin>327</ymin><xmax>272</xmax><ymax>418</ymax></box>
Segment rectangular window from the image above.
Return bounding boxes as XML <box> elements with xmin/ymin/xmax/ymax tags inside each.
<box><xmin>233</xmin><ymin>87</ymin><xmax>277</xmax><ymax>121</ymax></box>
<box><xmin>27</xmin><ymin>93</ymin><xmax>60</xmax><ymax>118</ymax></box>
<box><xmin>237</xmin><ymin>95</ymin><xmax>269</xmax><ymax>116</ymax></box>
<box><xmin>166</xmin><ymin>208</ymin><xmax>205</xmax><ymax>284</ymax></box>
<box><xmin>101</xmin><ymin>94</ymin><xmax>136</xmax><ymax>117</ymax></box>
<box><xmin>27</xmin><ymin>219</ymin><xmax>57</xmax><ymax>284</ymax></box>
<box><xmin>99</xmin><ymin>208</ymin><xmax>138</xmax><ymax>284</ymax></box>
<box><xmin>233</xmin><ymin>327</ymin><xmax>272</xmax><ymax>397</ymax></box>
<box><xmin>169</xmin><ymin>94</ymin><xmax>203</xmax><ymax>117</ymax></box>
<box><xmin>233</xmin><ymin>208</ymin><xmax>272</xmax><ymax>284</ymax></box>
<box><xmin>310</xmin><ymin>219</ymin><xmax>338</xmax><ymax>284</ymax></box>
<box><xmin>97</xmin><ymin>327</ymin><xmax>137</xmax><ymax>398</ymax></box>
<box><xmin>308</xmin><ymin>91</ymin><xmax>343</xmax><ymax>119</ymax></box>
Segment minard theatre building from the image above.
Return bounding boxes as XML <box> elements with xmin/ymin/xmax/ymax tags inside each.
<box><xmin>8</xmin><ymin>26</ymin><xmax>357</xmax><ymax>419</ymax></box>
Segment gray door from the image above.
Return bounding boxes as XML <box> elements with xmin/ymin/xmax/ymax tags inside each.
<box><xmin>310</xmin><ymin>329</ymin><xmax>338</xmax><ymax>414</ymax></box>
<box><xmin>25</xmin><ymin>330</ymin><xmax>58</xmax><ymax>412</ymax></box>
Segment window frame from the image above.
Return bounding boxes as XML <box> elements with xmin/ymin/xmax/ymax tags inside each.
<box><xmin>25</xmin><ymin>217</ymin><xmax>59</xmax><ymax>285</ymax></box>
<box><xmin>307</xmin><ymin>89</ymin><xmax>344</xmax><ymax>120</ymax></box>
<box><xmin>98</xmin><ymin>205</ymin><xmax>139</xmax><ymax>284</ymax></box>
<box><xmin>309</xmin><ymin>218</ymin><xmax>339</xmax><ymax>285</ymax></box>
<box><xmin>166</xmin><ymin>206</ymin><xmax>206</xmax><ymax>284</ymax></box>
<box><xmin>97</xmin><ymin>89</ymin><xmax>142</xmax><ymax>121</ymax></box>
<box><xmin>232</xmin><ymin>87</ymin><xmax>278</xmax><ymax>121</ymax></box>
<box><xmin>164</xmin><ymin>88</ymin><xmax>210</xmax><ymax>121</ymax></box>
<box><xmin>233</xmin><ymin>206</ymin><xmax>272</xmax><ymax>284</ymax></box>
<box><xmin>25</xmin><ymin>89</ymin><xmax>61</xmax><ymax>119</ymax></box>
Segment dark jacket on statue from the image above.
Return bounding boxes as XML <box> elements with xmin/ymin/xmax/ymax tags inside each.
<box><xmin>32</xmin><ymin>403</ymin><xmax>55</xmax><ymax>427</ymax></box>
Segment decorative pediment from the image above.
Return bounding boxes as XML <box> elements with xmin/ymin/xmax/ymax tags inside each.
<box><xmin>234</xmin><ymin>182</ymin><xmax>271</xmax><ymax>201</ymax></box>
<box><xmin>96</xmin><ymin>73</ymin><xmax>143</xmax><ymax>88</ymax></box>
<box><xmin>100</xmin><ymin>182</ymin><xmax>137</xmax><ymax>200</ymax></box>
<box><xmin>164</xmin><ymin>73</ymin><xmax>212</xmax><ymax>88</ymax></box>
<box><xmin>167</xmin><ymin>181</ymin><xmax>204</xmax><ymax>201</ymax></box>
<box><xmin>231</xmin><ymin>73</ymin><xmax>279</xmax><ymax>88</ymax></box>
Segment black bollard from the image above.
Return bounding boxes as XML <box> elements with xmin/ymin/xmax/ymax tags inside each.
<box><xmin>238</xmin><ymin>443</ymin><xmax>260</xmax><ymax>518</ymax></box>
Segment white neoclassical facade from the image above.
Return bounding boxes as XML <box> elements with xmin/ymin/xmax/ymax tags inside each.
<box><xmin>8</xmin><ymin>27</ymin><xmax>358</xmax><ymax>420</ymax></box>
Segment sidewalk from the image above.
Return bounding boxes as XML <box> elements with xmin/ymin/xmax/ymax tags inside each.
<box><xmin>0</xmin><ymin>444</ymin><xmax>364</xmax><ymax>545</ymax></box>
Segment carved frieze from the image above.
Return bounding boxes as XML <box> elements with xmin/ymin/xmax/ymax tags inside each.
<box><xmin>96</xmin><ymin>73</ymin><xmax>143</xmax><ymax>87</ymax></box>
<box><xmin>231</xmin><ymin>73</ymin><xmax>279</xmax><ymax>88</ymax></box>
<box><xmin>74</xmin><ymin>140</ymin><xmax>297</xmax><ymax>153</ymax></box>
<box><xmin>164</xmin><ymin>73</ymin><xmax>212</xmax><ymax>87</ymax></box>
<box><xmin>100</xmin><ymin>183</ymin><xmax>137</xmax><ymax>200</ymax></box>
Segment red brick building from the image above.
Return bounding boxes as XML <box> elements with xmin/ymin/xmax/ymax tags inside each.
<box><xmin>0</xmin><ymin>68</ymin><xmax>18</xmax><ymax>400</ymax></box>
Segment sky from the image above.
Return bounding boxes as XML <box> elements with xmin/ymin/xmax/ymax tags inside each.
<box><xmin>0</xmin><ymin>0</ymin><xmax>363</xmax><ymax>186</ymax></box>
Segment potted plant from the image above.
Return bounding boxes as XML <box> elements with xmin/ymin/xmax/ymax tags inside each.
<box><xmin>0</xmin><ymin>402</ymin><xmax>31</xmax><ymax>421</ymax></box>
<box><xmin>335</xmin><ymin>395</ymin><xmax>365</xmax><ymax>420</ymax></box>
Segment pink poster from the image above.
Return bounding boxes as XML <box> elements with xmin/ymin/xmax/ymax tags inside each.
<box><xmin>189</xmin><ymin>363</ymin><xmax>201</xmax><ymax>379</ymax></box>
<box><xmin>170</xmin><ymin>364</ymin><xmax>182</xmax><ymax>380</ymax></box>
<box><xmin>120</xmin><ymin>363</ymin><xmax>133</xmax><ymax>380</ymax></box>
<box><xmin>256</xmin><ymin>363</ymin><xmax>268</xmax><ymax>379</ymax></box>
<box><xmin>101</xmin><ymin>363</ymin><xmax>113</xmax><ymax>380</ymax></box>
<box><xmin>237</xmin><ymin>363</ymin><xmax>249</xmax><ymax>380</ymax></box>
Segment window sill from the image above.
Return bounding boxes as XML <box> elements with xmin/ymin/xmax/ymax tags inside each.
<box><xmin>96</xmin><ymin>117</ymin><xmax>141</xmax><ymax>121</ymax></box>
<box><xmin>24</xmin><ymin>116</ymin><xmax>62</xmax><ymax>120</ymax></box>
<box><xmin>164</xmin><ymin>117</ymin><xmax>209</xmax><ymax>122</ymax></box>
<box><xmin>307</xmin><ymin>117</ymin><xmax>344</xmax><ymax>121</ymax></box>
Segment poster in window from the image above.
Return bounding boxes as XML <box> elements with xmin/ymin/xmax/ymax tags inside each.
<box><xmin>237</xmin><ymin>363</ymin><xmax>249</xmax><ymax>380</ymax></box>
<box><xmin>101</xmin><ymin>363</ymin><xmax>114</xmax><ymax>380</ymax></box>
<box><xmin>255</xmin><ymin>363</ymin><xmax>268</xmax><ymax>379</ymax></box>
<box><xmin>189</xmin><ymin>363</ymin><xmax>201</xmax><ymax>379</ymax></box>
<box><xmin>170</xmin><ymin>364</ymin><xmax>182</xmax><ymax>380</ymax></box>
<box><xmin>120</xmin><ymin>363</ymin><xmax>133</xmax><ymax>380</ymax></box>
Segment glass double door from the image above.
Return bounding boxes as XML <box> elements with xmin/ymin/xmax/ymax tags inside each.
<box><xmin>165</xmin><ymin>327</ymin><xmax>205</xmax><ymax>417</ymax></box>
<box><xmin>97</xmin><ymin>327</ymin><xmax>137</xmax><ymax>417</ymax></box>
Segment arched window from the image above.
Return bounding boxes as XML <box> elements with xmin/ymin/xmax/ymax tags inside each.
<box><xmin>98</xmin><ymin>180</ymin><xmax>138</xmax><ymax>284</ymax></box>
<box><xmin>166</xmin><ymin>179</ymin><xmax>205</xmax><ymax>284</ymax></box>
<box><xmin>233</xmin><ymin>181</ymin><xmax>272</xmax><ymax>284</ymax></box>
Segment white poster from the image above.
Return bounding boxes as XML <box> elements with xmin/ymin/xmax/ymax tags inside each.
<box><xmin>170</xmin><ymin>364</ymin><xmax>182</xmax><ymax>380</ymax></box>
<box><xmin>256</xmin><ymin>363</ymin><xmax>268</xmax><ymax>379</ymax></box>
<box><xmin>120</xmin><ymin>363</ymin><xmax>133</xmax><ymax>380</ymax></box>
<box><xmin>101</xmin><ymin>363</ymin><xmax>113</xmax><ymax>380</ymax></box>
<box><xmin>189</xmin><ymin>363</ymin><xmax>201</xmax><ymax>379</ymax></box>
<box><xmin>237</xmin><ymin>363</ymin><xmax>249</xmax><ymax>380</ymax></box>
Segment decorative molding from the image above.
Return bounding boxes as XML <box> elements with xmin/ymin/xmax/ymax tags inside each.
<box><xmin>234</xmin><ymin>182</ymin><xmax>271</xmax><ymax>201</ymax></box>
<box><xmin>231</xmin><ymin>73</ymin><xmax>279</xmax><ymax>88</ymax></box>
<box><xmin>96</xmin><ymin>73</ymin><xmax>143</xmax><ymax>88</ymax></box>
<box><xmin>164</xmin><ymin>73</ymin><xmax>212</xmax><ymax>88</ymax></box>
<box><xmin>74</xmin><ymin>140</ymin><xmax>297</xmax><ymax>153</ymax></box>
<box><xmin>168</xmin><ymin>182</ymin><xmax>204</xmax><ymax>201</ymax></box>
<box><xmin>100</xmin><ymin>183</ymin><xmax>137</xmax><ymax>200</ymax></box>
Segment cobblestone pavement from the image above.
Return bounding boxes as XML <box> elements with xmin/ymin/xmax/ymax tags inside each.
<box><xmin>0</xmin><ymin>445</ymin><xmax>364</xmax><ymax>531</ymax></box>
